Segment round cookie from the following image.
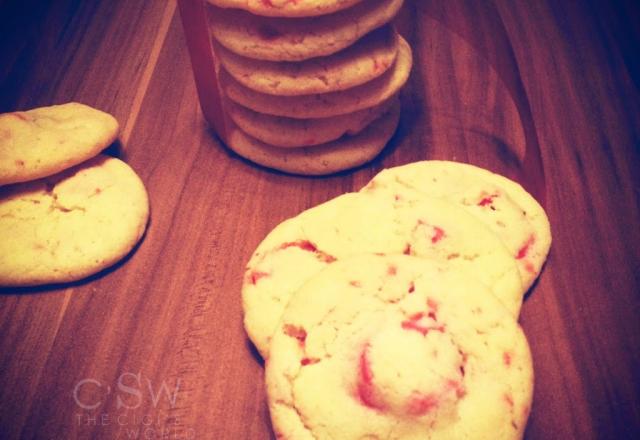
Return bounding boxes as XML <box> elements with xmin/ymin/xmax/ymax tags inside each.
<box><xmin>208</xmin><ymin>0</ymin><xmax>404</xmax><ymax>61</ymax></box>
<box><xmin>0</xmin><ymin>154</ymin><xmax>149</xmax><ymax>287</ymax></box>
<box><xmin>215</xmin><ymin>25</ymin><xmax>398</xmax><ymax>96</ymax></box>
<box><xmin>219</xmin><ymin>34</ymin><xmax>412</xmax><ymax>118</ymax></box>
<box><xmin>0</xmin><ymin>103</ymin><xmax>118</xmax><ymax>186</ymax></box>
<box><xmin>266</xmin><ymin>254</ymin><xmax>533</xmax><ymax>440</ymax></box>
<box><xmin>224</xmin><ymin>98</ymin><xmax>400</xmax><ymax>175</ymax></box>
<box><xmin>225</xmin><ymin>96</ymin><xmax>395</xmax><ymax>148</ymax></box>
<box><xmin>243</xmin><ymin>189</ymin><xmax>524</xmax><ymax>358</ymax></box>
<box><xmin>206</xmin><ymin>0</ymin><xmax>363</xmax><ymax>18</ymax></box>
<box><xmin>467</xmin><ymin>166</ymin><xmax>551</xmax><ymax>275</ymax></box>
<box><xmin>363</xmin><ymin>161</ymin><xmax>552</xmax><ymax>291</ymax></box>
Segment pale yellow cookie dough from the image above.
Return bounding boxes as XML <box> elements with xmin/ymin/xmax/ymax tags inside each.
<box><xmin>206</xmin><ymin>0</ymin><xmax>363</xmax><ymax>18</ymax></box>
<box><xmin>219</xmin><ymin>35</ymin><xmax>412</xmax><ymax>118</ymax></box>
<box><xmin>0</xmin><ymin>154</ymin><xmax>149</xmax><ymax>286</ymax></box>
<box><xmin>363</xmin><ymin>161</ymin><xmax>552</xmax><ymax>290</ymax></box>
<box><xmin>225</xmin><ymin>96</ymin><xmax>395</xmax><ymax>148</ymax></box>
<box><xmin>243</xmin><ymin>189</ymin><xmax>524</xmax><ymax>358</ymax></box>
<box><xmin>208</xmin><ymin>0</ymin><xmax>404</xmax><ymax>61</ymax></box>
<box><xmin>266</xmin><ymin>254</ymin><xmax>533</xmax><ymax>440</ymax></box>
<box><xmin>215</xmin><ymin>25</ymin><xmax>399</xmax><ymax>96</ymax></box>
<box><xmin>224</xmin><ymin>98</ymin><xmax>400</xmax><ymax>175</ymax></box>
<box><xmin>0</xmin><ymin>102</ymin><xmax>118</xmax><ymax>186</ymax></box>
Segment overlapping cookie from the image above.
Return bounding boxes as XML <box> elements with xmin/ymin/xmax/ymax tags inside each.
<box><xmin>225</xmin><ymin>96</ymin><xmax>395</xmax><ymax>147</ymax></box>
<box><xmin>208</xmin><ymin>0</ymin><xmax>404</xmax><ymax>61</ymax></box>
<box><xmin>243</xmin><ymin>188</ymin><xmax>524</xmax><ymax>358</ymax></box>
<box><xmin>266</xmin><ymin>254</ymin><xmax>533</xmax><ymax>439</ymax></box>
<box><xmin>215</xmin><ymin>25</ymin><xmax>399</xmax><ymax>96</ymax></box>
<box><xmin>207</xmin><ymin>0</ymin><xmax>363</xmax><ymax>18</ymax></box>
<box><xmin>206</xmin><ymin>0</ymin><xmax>410</xmax><ymax>174</ymax></box>
<box><xmin>363</xmin><ymin>161</ymin><xmax>552</xmax><ymax>290</ymax></box>
<box><xmin>219</xmin><ymin>34</ymin><xmax>412</xmax><ymax>119</ymax></box>
<box><xmin>0</xmin><ymin>154</ymin><xmax>149</xmax><ymax>287</ymax></box>
<box><xmin>0</xmin><ymin>103</ymin><xmax>118</xmax><ymax>186</ymax></box>
<box><xmin>225</xmin><ymin>98</ymin><xmax>400</xmax><ymax>175</ymax></box>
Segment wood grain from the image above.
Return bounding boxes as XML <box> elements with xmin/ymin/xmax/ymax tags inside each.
<box><xmin>1</xmin><ymin>0</ymin><xmax>639</xmax><ymax>438</ymax></box>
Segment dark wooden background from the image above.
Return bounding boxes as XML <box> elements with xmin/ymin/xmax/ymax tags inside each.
<box><xmin>1</xmin><ymin>0</ymin><xmax>639</xmax><ymax>438</ymax></box>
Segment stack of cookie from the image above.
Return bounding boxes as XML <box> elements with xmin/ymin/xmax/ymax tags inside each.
<box><xmin>206</xmin><ymin>0</ymin><xmax>411</xmax><ymax>175</ymax></box>
<box><xmin>0</xmin><ymin>103</ymin><xmax>149</xmax><ymax>287</ymax></box>
<box><xmin>241</xmin><ymin>160</ymin><xmax>552</xmax><ymax>439</ymax></box>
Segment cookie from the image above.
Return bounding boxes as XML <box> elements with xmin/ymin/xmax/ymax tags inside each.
<box><xmin>206</xmin><ymin>0</ymin><xmax>363</xmax><ymax>18</ymax></box>
<box><xmin>215</xmin><ymin>25</ymin><xmax>398</xmax><ymax>97</ymax></box>
<box><xmin>0</xmin><ymin>154</ymin><xmax>149</xmax><ymax>287</ymax></box>
<box><xmin>266</xmin><ymin>254</ymin><xmax>533</xmax><ymax>439</ymax></box>
<box><xmin>243</xmin><ymin>190</ymin><xmax>524</xmax><ymax>358</ymax></box>
<box><xmin>363</xmin><ymin>161</ymin><xmax>552</xmax><ymax>291</ymax></box>
<box><xmin>225</xmin><ymin>96</ymin><xmax>395</xmax><ymax>148</ymax></box>
<box><xmin>224</xmin><ymin>97</ymin><xmax>400</xmax><ymax>175</ymax></box>
<box><xmin>208</xmin><ymin>0</ymin><xmax>404</xmax><ymax>61</ymax></box>
<box><xmin>0</xmin><ymin>103</ymin><xmax>118</xmax><ymax>186</ymax></box>
<box><xmin>219</xmin><ymin>34</ymin><xmax>412</xmax><ymax>118</ymax></box>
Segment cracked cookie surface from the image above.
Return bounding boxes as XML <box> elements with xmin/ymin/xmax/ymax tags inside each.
<box><xmin>219</xmin><ymin>35</ymin><xmax>412</xmax><ymax>119</ymax></box>
<box><xmin>0</xmin><ymin>154</ymin><xmax>149</xmax><ymax>286</ymax></box>
<box><xmin>0</xmin><ymin>102</ymin><xmax>118</xmax><ymax>186</ymax></box>
<box><xmin>206</xmin><ymin>0</ymin><xmax>363</xmax><ymax>18</ymax></box>
<box><xmin>208</xmin><ymin>0</ymin><xmax>404</xmax><ymax>61</ymax></box>
<box><xmin>266</xmin><ymin>254</ymin><xmax>533</xmax><ymax>440</ymax></box>
<box><xmin>216</xmin><ymin>25</ymin><xmax>399</xmax><ymax>96</ymax></box>
<box><xmin>243</xmin><ymin>189</ymin><xmax>523</xmax><ymax>358</ymax></box>
<box><xmin>363</xmin><ymin>161</ymin><xmax>552</xmax><ymax>291</ymax></box>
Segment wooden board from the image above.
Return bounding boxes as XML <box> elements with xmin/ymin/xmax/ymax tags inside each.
<box><xmin>0</xmin><ymin>0</ymin><xmax>638</xmax><ymax>438</ymax></box>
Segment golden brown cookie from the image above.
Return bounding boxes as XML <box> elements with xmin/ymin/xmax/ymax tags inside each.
<box><xmin>0</xmin><ymin>103</ymin><xmax>118</xmax><ymax>186</ymax></box>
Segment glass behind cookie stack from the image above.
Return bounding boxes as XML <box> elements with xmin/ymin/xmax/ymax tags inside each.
<box><xmin>178</xmin><ymin>0</ymin><xmax>412</xmax><ymax>175</ymax></box>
